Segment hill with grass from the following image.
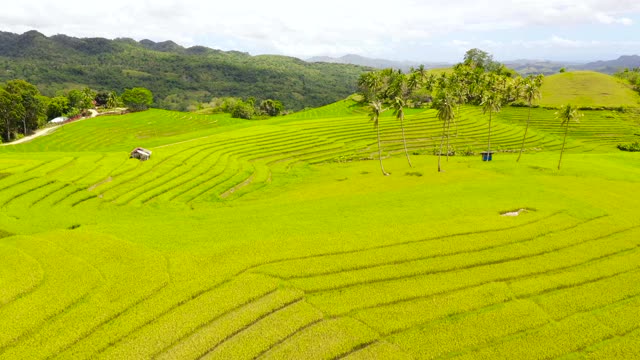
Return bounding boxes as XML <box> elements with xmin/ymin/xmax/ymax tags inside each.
<box><xmin>0</xmin><ymin>30</ymin><xmax>369</xmax><ymax>111</ymax></box>
<box><xmin>0</xmin><ymin>95</ymin><xmax>639</xmax><ymax>359</ymax></box>
<box><xmin>537</xmin><ymin>71</ymin><xmax>640</xmax><ymax>108</ymax></box>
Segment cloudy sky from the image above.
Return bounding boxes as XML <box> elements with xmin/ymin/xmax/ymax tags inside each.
<box><xmin>2</xmin><ymin>0</ymin><xmax>640</xmax><ymax>62</ymax></box>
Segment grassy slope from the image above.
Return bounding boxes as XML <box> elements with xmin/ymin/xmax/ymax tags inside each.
<box><xmin>539</xmin><ymin>71</ymin><xmax>640</xmax><ymax>107</ymax></box>
<box><xmin>0</xmin><ymin>101</ymin><xmax>638</xmax><ymax>359</ymax></box>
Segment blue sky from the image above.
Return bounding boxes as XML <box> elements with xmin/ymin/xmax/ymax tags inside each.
<box><xmin>2</xmin><ymin>0</ymin><xmax>639</xmax><ymax>63</ymax></box>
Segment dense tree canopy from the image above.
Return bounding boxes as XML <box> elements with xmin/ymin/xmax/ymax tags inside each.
<box><xmin>121</xmin><ymin>87</ymin><xmax>153</xmax><ymax>111</ymax></box>
<box><xmin>0</xmin><ymin>88</ymin><xmax>25</xmax><ymax>141</ymax></box>
<box><xmin>4</xmin><ymin>79</ymin><xmax>44</xmax><ymax>135</ymax></box>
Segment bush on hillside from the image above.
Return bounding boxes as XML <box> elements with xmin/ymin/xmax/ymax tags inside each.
<box><xmin>617</xmin><ymin>141</ymin><xmax>640</xmax><ymax>152</ymax></box>
<box><xmin>231</xmin><ymin>100</ymin><xmax>255</xmax><ymax>119</ymax></box>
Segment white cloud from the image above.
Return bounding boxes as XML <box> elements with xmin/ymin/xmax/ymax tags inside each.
<box><xmin>0</xmin><ymin>0</ymin><xmax>639</xmax><ymax>60</ymax></box>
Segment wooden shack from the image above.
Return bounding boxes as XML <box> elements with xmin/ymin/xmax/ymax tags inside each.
<box><xmin>130</xmin><ymin>147</ymin><xmax>152</xmax><ymax>161</ymax></box>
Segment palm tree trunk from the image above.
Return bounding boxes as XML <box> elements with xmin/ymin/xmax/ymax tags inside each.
<box><xmin>376</xmin><ymin>123</ymin><xmax>389</xmax><ymax>176</ymax></box>
<box><xmin>456</xmin><ymin>104</ymin><xmax>460</xmax><ymax>137</ymax></box>
<box><xmin>438</xmin><ymin>119</ymin><xmax>446</xmax><ymax>172</ymax></box>
<box><xmin>558</xmin><ymin>123</ymin><xmax>569</xmax><ymax>170</ymax></box>
<box><xmin>446</xmin><ymin>119</ymin><xmax>451</xmax><ymax>162</ymax></box>
<box><xmin>487</xmin><ymin>111</ymin><xmax>492</xmax><ymax>155</ymax></box>
<box><xmin>517</xmin><ymin>104</ymin><xmax>532</xmax><ymax>162</ymax></box>
<box><xmin>400</xmin><ymin>115</ymin><xmax>412</xmax><ymax>167</ymax></box>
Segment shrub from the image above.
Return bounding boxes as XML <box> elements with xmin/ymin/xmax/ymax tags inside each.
<box><xmin>617</xmin><ymin>141</ymin><xmax>640</xmax><ymax>152</ymax></box>
<box><xmin>231</xmin><ymin>101</ymin><xmax>255</xmax><ymax>120</ymax></box>
<box><xmin>461</xmin><ymin>146</ymin><xmax>475</xmax><ymax>156</ymax></box>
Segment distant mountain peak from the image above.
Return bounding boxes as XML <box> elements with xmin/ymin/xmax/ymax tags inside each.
<box><xmin>581</xmin><ymin>55</ymin><xmax>640</xmax><ymax>73</ymax></box>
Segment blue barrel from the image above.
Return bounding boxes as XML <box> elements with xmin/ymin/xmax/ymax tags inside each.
<box><xmin>481</xmin><ymin>152</ymin><xmax>493</xmax><ymax>161</ymax></box>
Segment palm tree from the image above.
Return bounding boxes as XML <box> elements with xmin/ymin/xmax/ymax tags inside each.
<box><xmin>358</xmin><ymin>72</ymin><xmax>383</xmax><ymax>103</ymax></box>
<box><xmin>415</xmin><ymin>65</ymin><xmax>428</xmax><ymax>85</ymax></box>
<box><xmin>447</xmin><ymin>74</ymin><xmax>468</xmax><ymax>158</ymax></box>
<box><xmin>556</xmin><ymin>104</ymin><xmax>583</xmax><ymax>170</ymax></box>
<box><xmin>392</xmin><ymin>97</ymin><xmax>413</xmax><ymax>167</ymax></box>
<box><xmin>389</xmin><ymin>73</ymin><xmax>413</xmax><ymax>167</ymax></box>
<box><xmin>434</xmin><ymin>91</ymin><xmax>455</xmax><ymax>172</ymax></box>
<box><xmin>481</xmin><ymin>90</ymin><xmax>503</xmax><ymax>157</ymax></box>
<box><xmin>106</xmin><ymin>91</ymin><xmax>121</xmax><ymax>109</ymax></box>
<box><xmin>369</xmin><ymin>100</ymin><xmax>390</xmax><ymax>176</ymax></box>
<box><xmin>517</xmin><ymin>75</ymin><xmax>544</xmax><ymax>162</ymax></box>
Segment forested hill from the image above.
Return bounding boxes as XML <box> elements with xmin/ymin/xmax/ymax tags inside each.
<box><xmin>0</xmin><ymin>30</ymin><xmax>369</xmax><ymax>111</ymax></box>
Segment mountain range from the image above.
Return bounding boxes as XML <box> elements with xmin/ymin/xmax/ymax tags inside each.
<box><xmin>308</xmin><ymin>54</ymin><xmax>640</xmax><ymax>76</ymax></box>
<box><xmin>306</xmin><ymin>54</ymin><xmax>449</xmax><ymax>73</ymax></box>
<box><xmin>0</xmin><ymin>30</ymin><xmax>369</xmax><ymax>111</ymax></box>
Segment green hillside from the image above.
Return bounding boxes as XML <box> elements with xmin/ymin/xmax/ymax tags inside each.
<box><xmin>0</xmin><ymin>31</ymin><xmax>369</xmax><ymax>111</ymax></box>
<box><xmin>0</xmin><ymin>102</ymin><xmax>638</xmax><ymax>359</ymax></box>
<box><xmin>539</xmin><ymin>71</ymin><xmax>640</xmax><ymax>107</ymax></box>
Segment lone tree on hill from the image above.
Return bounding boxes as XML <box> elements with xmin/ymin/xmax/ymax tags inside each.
<box><xmin>122</xmin><ymin>87</ymin><xmax>153</xmax><ymax>111</ymax></box>
<box><xmin>463</xmin><ymin>48</ymin><xmax>500</xmax><ymax>72</ymax></box>
<box><xmin>517</xmin><ymin>74</ymin><xmax>544</xmax><ymax>162</ymax></box>
<box><xmin>556</xmin><ymin>104</ymin><xmax>583</xmax><ymax>170</ymax></box>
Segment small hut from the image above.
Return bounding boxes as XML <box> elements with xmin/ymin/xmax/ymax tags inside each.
<box><xmin>481</xmin><ymin>151</ymin><xmax>494</xmax><ymax>161</ymax></box>
<box><xmin>130</xmin><ymin>147</ymin><xmax>152</xmax><ymax>161</ymax></box>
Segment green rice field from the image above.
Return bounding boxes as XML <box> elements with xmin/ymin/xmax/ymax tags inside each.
<box><xmin>0</xmin><ymin>96</ymin><xmax>639</xmax><ymax>359</ymax></box>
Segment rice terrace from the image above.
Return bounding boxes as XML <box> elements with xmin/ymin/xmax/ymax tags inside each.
<box><xmin>1</xmin><ymin>29</ymin><xmax>640</xmax><ymax>360</ymax></box>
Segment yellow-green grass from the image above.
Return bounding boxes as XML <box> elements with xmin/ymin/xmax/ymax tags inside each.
<box><xmin>539</xmin><ymin>71</ymin><xmax>640</xmax><ymax>107</ymax></box>
<box><xmin>0</xmin><ymin>101</ymin><xmax>638</xmax><ymax>359</ymax></box>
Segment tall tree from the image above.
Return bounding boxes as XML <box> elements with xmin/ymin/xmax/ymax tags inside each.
<box><xmin>121</xmin><ymin>87</ymin><xmax>153</xmax><ymax>111</ymax></box>
<box><xmin>369</xmin><ymin>100</ymin><xmax>389</xmax><ymax>176</ymax></box>
<box><xmin>556</xmin><ymin>104</ymin><xmax>583</xmax><ymax>170</ymax></box>
<box><xmin>390</xmin><ymin>73</ymin><xmax>413</xmax><ymax>167</ymax></box>
<box><xmin>463</xmin><ymin>48</ymin><xmax>497</xmax><ymax>71</ymax></box>
<box><xmin>4</xmin><ymin>79</ymin><xmax>43</xmax><ymax>135</ymax></box>
<box><xmin>0</xmin><ymin>89</ymin><xmax>25</xmax><ymax>141</ymax></box>
<box><xmin>517</xmin><ymin>74</ymin><xmax>544</xmax><ymax>162</ymax></box>
<box><xmin>481</xmin><ymin>88</ymin><xmax>503</xmax><ymax>157</ymax></box>
<box><xmin>433</xmin><ymin>90</ymin><xmax>456</xmax><ymax>172</ymax></box>
<box><xmin>447</xmin><ymin>72</ymin><xmax>469</xmax><ymax>157</ymax></box>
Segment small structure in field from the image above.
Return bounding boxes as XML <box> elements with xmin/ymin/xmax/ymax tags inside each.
<box><xmin>50</xmin><ymin>116</ymin><xmax>68</xmax><ymax>124</ymax></box>
<box><xmin>481</xmin><ymin>151</ymin><xmax>494</xmax><ymax>161</ymax></box>
<box><xmin>130</xmin><ymin>147</ymin><xmax>152</xmax><ymax>161</ymax></box>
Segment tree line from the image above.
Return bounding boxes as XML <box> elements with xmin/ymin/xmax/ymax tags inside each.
<box><xmin>0</xmin><ymin>79</ymin><xmax>153</xmax><ymax>142</ymax></box>
<box><xmin>196</xmin><ymin>97</ymin><xmax>287</xmax><ymax>119</ymax></box>
<box><xmin>359</xmin><ymin>49</ymin><xmax>582</xmax><ymax>174</ymax></box>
